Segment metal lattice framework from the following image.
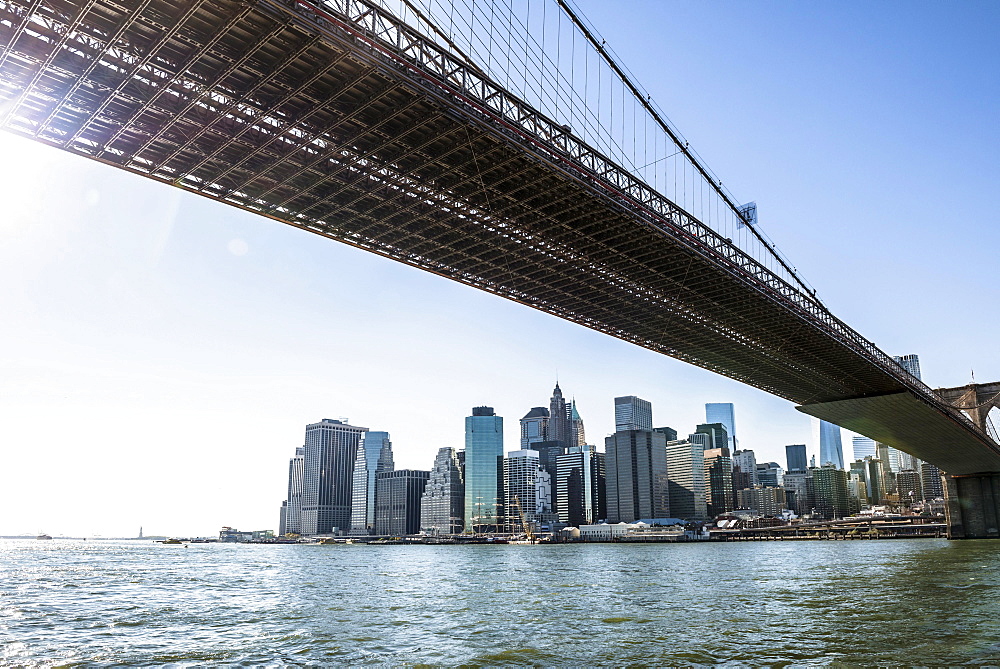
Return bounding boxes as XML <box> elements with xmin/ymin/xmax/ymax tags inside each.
<box><xmin>1</xmin><ymin>0</ymin><xmax>998</xmax><ymax>470</ymax></box>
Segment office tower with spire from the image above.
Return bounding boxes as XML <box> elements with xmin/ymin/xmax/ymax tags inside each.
<box><xmin>279</xmin><ymin>445</ymin><xmax>305</xmax><ymax>536</ymax></box>
<box><xmin>705</xmin><ymin>403</ymin><xmax>737</xmax><ymax>450</ymax></box>
<box><xmin>819</xmin><ymin>420</ymin><xmax>845</xmax><ymax>469</ymax></box>
<box><xmin>569</xmin><ymin>399</ymin><xmax>585</xmax><ymax>447</ymax></box>
<box><xmin>350</xmin><ymin>431</ymin><xmax>394</xmax><ymax>534</ymax></box>
<box><xmin>301</xmin><ymin>418</ymin><xmax>367</xmax><ymax>535</ymax></box>
<box><xmin>464</xmin><ymin>406</ymin><xmax>504</xmax><ymax>533</ymax></box>
<box><xmin>420</xmin><ymin>447</ymin><xmax>465</xmax><ymax>535</ymax></box>
<box><xmin>614</xmin><ymin>395</ymin><xmax>653</xmax><ymax>432</ymax></box>
<box><xmin>548</xmin><ymin>383</ymin><xmax>571</xmax><ymax>448</ymax></box>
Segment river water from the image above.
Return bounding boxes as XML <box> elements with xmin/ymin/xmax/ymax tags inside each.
<box><xmin>2</xmin><ymin>538</ymin><xmax>999</xmax><ymax>665</ymax></box>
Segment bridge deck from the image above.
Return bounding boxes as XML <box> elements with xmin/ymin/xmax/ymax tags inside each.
<box><xmin>1</xmin><ymin>0</ymin><xmax>996</xmax><ymax>470</ymax></box>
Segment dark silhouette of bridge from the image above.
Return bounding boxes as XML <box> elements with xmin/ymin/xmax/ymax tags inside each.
<box><xmin>1</xmin><ymin>0</ymin><xmax>997</xmax><ymax>529</ymax></box>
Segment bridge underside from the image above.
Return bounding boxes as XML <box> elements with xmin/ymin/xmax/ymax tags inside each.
<box><xmin>1</xmin><ymin>0</ymin><xmax>997</xmax><ymax>468</ymax></box>
<box><xmin>797</xmin><ymin>393</ymin><xmax>1000</xmax><ymax>475</ymax></box>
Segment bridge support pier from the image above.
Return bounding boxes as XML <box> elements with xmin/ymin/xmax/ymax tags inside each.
<box><xmin>944</xmin><ymin>473</ymin><xmax>1000</xmax><ymax>539</ymax></box>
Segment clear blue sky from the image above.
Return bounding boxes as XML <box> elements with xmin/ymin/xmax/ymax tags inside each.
<box><xmin>1</xmin><ymin>1</ymin><xmax>997</xmax><ymax>536</ymax></box>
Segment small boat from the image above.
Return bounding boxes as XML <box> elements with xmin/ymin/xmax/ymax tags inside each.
<box><xmin>36</xmin><ymin>534</ymin><xmax>53</xmax><ymax>540</ymax></box>
<box><xmin>159</xmin><ymin>538</ymin><xmax>185</xmax><ymax>544</ymax></box>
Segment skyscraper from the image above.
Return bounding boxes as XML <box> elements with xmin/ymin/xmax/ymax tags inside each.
<box><xmin>464</xmin><ymin>406</ymin><xmax>504</xmax><ymax>533</ymax></box>
<box><xmin>852</xmin><ymin>436</ymin><xmax>876</xmax><ymax>461</ymax></box>
<box><xmin>301</xmin><ymin>418</ymin><xmax>367</xmax><ymax>535</ymax></box>
<box><xmin>891</xmin><ymin>354</ymin><xmax>923</xmax><ymax>473</ymax></box>
<box><xmin>705</xmin><ymin>403</ymin><xmax>737</xmax><ymax>450</ymax></box>
<box><xmin>819</xmin><ymin>420</ymin><xmax>845</xmax><ymax>469</ymax></box>
<box><xmin>350</xmin><ymin>431</ymin><xmax>394</xmax><ymax>534</ymax></box>
<box><xmin>420</xmin><ymin>447</ymin><xmax>465</xmax><ymax>535</ymax></box>
<box><xmin>732</xmin><ymin>449</ymin><xmax>758</xmax><ymax>491</ymax></box>
<box><xmin>704</xmin><ymin>447</ymin><xmax>734</xmax><ymax>518</ymax></box>
<box><xmin>665</xmin><ymin>437</ymin><xmax>708</xmax><ymax>521</ymax></box>
<box><xmin>614</xmin><ymin>396</ymin><xmax>652</xmax><ymax>432</ymax></box>
<box><xmin>569</xmin><ymin>399</ymin><xmax>586</xmax><ymax>447</ymax></box>
<box><xmin>756</xmin><ymin>462</ymin><xmax>784</xmax><ymax>488</ymax></box>
<box><xmin>519</xmin><ymin>407</ymin><xmax>549</xmax><ymax>448</ymax></box>
<box><xmin>555</xmin><ymin>444</ymin><xmax>605</xmax><ymax>526</ymax></box>
<box><xmin>894</xmin><ymin>354</ymin><xmax>922</xmax><ymax>380</ymax></box>
<box><xmin>503</xmin><ymin>449</ymin><xmax>553</xmax><ymax>533</ymax></box>
<box><xmin>605</xmin><ymin>428</ymin><xmax>669</xmax><ymax>522</ymax></box>
<box><xmin>812</xmin><ymin>464</ymin><xmax>850</xmax><ymax>519</ymax></box>
<box><xmin>549</xmin><ymin>383</ymin><xmax>571</xmax><ymax>448</ymax></box>
<box><xmin>921</xmin><ymin>461</ymin><xmax>944</xmax><ymax>500</ymax></box>
<box><xmin>785</xmin><ymin>444</ymin><xmax>807</xmax><ymax>472</ymax></box>
<box><xmin>374</xmin><ymin>469</ymin><xmax>429</xmax><ymax>536</ymax></box>
<box><xmin>279</xmin><ymin>445</ymin><xmax>304</xmax><ymax>536</ymax></box>
<box><xmin>695</xmin><ymin>423</ymin><xmax>729</xmax><ymax>450</ymax></box>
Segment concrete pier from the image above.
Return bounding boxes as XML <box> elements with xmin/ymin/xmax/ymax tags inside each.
<box><xmin>944</xmin><ymin>473</ymin><xmax>1000</xmax><ymax>539</ymax></box>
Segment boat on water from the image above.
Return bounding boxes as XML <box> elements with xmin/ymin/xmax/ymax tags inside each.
<box><xmin>36</xmin><ymin>534</ymin><xmax>53</xmax><ymax>540</ymax></box>
<box><xmin>159</xmin><ymin>538</ymin><xmax>186</xmax><ymax>544</ymax></box>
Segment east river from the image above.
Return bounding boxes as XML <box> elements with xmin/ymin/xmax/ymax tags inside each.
<box><xmin>3</xmin><ymin>538</ymin><xmax>1000</xmax><ymax>665</ymax></box>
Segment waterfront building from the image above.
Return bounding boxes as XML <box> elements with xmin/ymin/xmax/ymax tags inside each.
<box><xmin>555</xmin><ymin>444</ymin><xmax>606</xmax><ymax>527</ymax></box>
<box><xmin>921</xmin><ymin>461</ymin><xmax>944</xmax><ymax>500</ymax></box>
<box><xmin>464</xmin><ymin>406</ymin><xmax>504</xmax><ymax>533</ymax></box>
<box><xmin>420</xmin><ymin>447</ymin><xmax>465</xmax><ymax>535</ymax></box>
<box><xmin>614</xmin><ymin>396</ymin><xmax>652</xmax><ymax>432</ymax></box>
<box><xmin>519</xmin><ymin>407</ymin><xmax>549</xmax><ymax>449</ymax></box>
<box><xmin>782</xmin><ymin>469</ymin><xmax>813</xmax><ymax>515</ymax></box>
<box><xmin>737</xmin><ymin>486</ymin><xmax>787</xmax><ymax>516</ymax></box>
<box><xmin>705</xmin><ymin>403</ymin><xmax>737</xmax><ymax>449</ymax></box>
<box><xmin>665</xmin><ymin>437</ymin><xmax>708</xmax><ymax>521</ymax></box>
<box><xmin>733</xmin><ymin>449</ymin><xmax>758</xmax><ymax>492</ymax></box>
<box><xmin>704</xmin><ymin>447</ymin><xmax>734</xmax><ymax>518</ymax></box>
<box><xmin>503</xmin><ymin>449</ymin><xmax>554</xmax><ymax>532</ymax></box>
<box><xmin>350</xmin><ymin>431</ymin><xmax>394</xmax><ymax>534</ymax></box>
<box><xmin>812</xmin><ymin>464</ymin><xmax>850</xmax><ymax>519</ymax></box>
<box><xmin>605</xmin><ymin>428</ymin><xmax>669</xmax><ymax>522</ymax></box>
<box><xmin>896</xmin><ymin>469</ymin><xmax>923</xmax><ymax>507</ymax></box>
<box><xmin>302</xmin><ymin>418</ymin><xmax>367</xmax><ymax>535</ymax></box>
<box><xmin>819</xmin><ymin>420</ymin><xmax>845</xmax><ymax>469</ymax></box>
<box><xmin>785</xmin><ymin>444</ymin><xmax>807</xmax><ymax>473</ymax></box>
<box><xmin>374</xmin><ymin>469</ymin><xmax>429</xmax><ymax>536</ymax></box>
<box><xmin>279</xmin><ymin>445</ymin><xmax>304</xmax><ymax>536</ymax></box>
<box><xmin>852</xmin><ymin>436</ymin><xmax>876</xmax><ymax>461</ymax></box>
<box><xmin>756</xmin><ymin>462</ymin><xmax>784</xmax><ymax>488</ymax></box>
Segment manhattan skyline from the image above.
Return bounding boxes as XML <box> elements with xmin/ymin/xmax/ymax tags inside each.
<box><xmin>1</xmin><ymin>1</ymin><xmax>998</xmax><ymax>538</ymax></box>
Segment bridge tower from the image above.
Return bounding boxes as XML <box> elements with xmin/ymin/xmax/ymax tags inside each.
<box><xmin>936</xmin><ymin>382</ymin><xmax>1000</xmax><ymax>539</ymax></box>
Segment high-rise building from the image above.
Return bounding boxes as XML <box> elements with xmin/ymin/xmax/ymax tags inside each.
<box><xmin>549</xmin><ymin>383</ymin><xmax>571</xmax><ymax>448</ymax></box>
<box><xmin>896</xmin><ymin>469</ymin><xmax>923</xmax><ymax>507</ymax></box>
<box><xmin>503</xmin><ymin>449</ymin><xmax>554</xmax><ymax>533</ymax></box>
<box><xmin>614</xmin><ymin>396</ymin><xmax>652</xmax><ymax>432</ymax></box>
<box><xmin>894</xmin><ymin>354</ymin><xmax>922</xmax><ymax>380</ymax></box>
<box><xmin>812</xmin><ymin>465</ymin><xmax>850</xmax><ymax>519</ymax></box>
<box><xmin>782</xmin><ymin>470</ymin><xmax>813</xmax><ymax>515</ymax></box>
<box><xmin>852</xmin><ymin>436</ymin><xmax>876</xmax><ymax>461</ymax></box>
<box><xmin>819</xmin><ymin>421</ymin><xmax>845</xmax><ymax>469</ymax></box>
<box><xmin>733</xmin><ymin>449</ymin><xmax>758</xmax><ymax>492</ymax></box>
<box><xmin>555</xmin><ymin>445</ymin><xmax>606</xmax><ymax>527</ymax></box>
<box><xmin>695</xmin><ymin>423</ymin><xmax>729</xmax><ymax>450</ymax></box>
<box><xmin>302</xmin><ymin>418</ymin><xmax>367</xmax><ymax>535</ymax></box>
<box><xmin>785</xmin><ymin>444</ymin><xmax>807</xmax><ymax>473</ymax></box>
<box><xmin>374</xmin><ymin>469</ymin><xmax>429</xmax><ymax>536</ymax></box>
<box><xmin>520</xmin><ymin>407</ymin><xmax>549</xmax><ymax>448</ymax></box>
<box><xmin>705</xmin><ymin>403</ymin><xmax>737</xmax><ymax>450</ymax></box>
<box><xmin>605</xmin><ymin>429</ymin><xmax>669</xmax><ymax>522</ymax></box>
<box><xmin>864</xmin><ymin>457</ymin><xmax>889</xmax><ymax>505</ymax></box>
<box><xmin>279</xmin><ymin>445</ymin><xmax>305</xmax><ymax>536</ymax></box>
<box><xmin>464</xmin><ymin>406</ymin><xmax>504</xmax><ymax>533</ymax></box>
<box><xmin>704</xmin><ymin>447</ymin><xmax>734</xmax><ymax>517</ymax></box>
<box><xmin>756</xmin><ymin>462</ymin><xmax>784</xmax><ymax>488</ymax></box>
<box><xmin>350</xmin><ymin>431</ymin><xmax>394</xmax><ymax>534</ymax></box>
<box><xmin>665</xmin><ymin>438</ymin><xmax>708</xmax><ymax>521</ymax></box>
<box><xmin>877</xmin><ymin>442</ymin><xmax>903</xmax><ymax>474</ymax></box>
<box><xmin>420</xmin><ymin>447</ymin><xmax>465</xmax><ymax>535</ymax></box>
<box><xmin>569</xmin><ymin>400</ymin><xmax>586</xmax><ymax>448</ymax></box>
<box><xmin>737</xmin><ymin>486</ymin><xmax>787</xmax><ymax>516</ymax></box>
<box><xmin>847</xmin><ymin>463</ymin><xmax>869</xmax><ymax>507</ymax></box>
<box><xmin>921</xmin><ymin>461</ymin><xmax>944</xmax><ymax>500</ymax></box>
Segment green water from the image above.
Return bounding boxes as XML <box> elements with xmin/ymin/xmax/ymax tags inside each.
<box><xmin>2</xmin><ymin>538</ymin><xmax>998</xmax><ymax>665</ymax></box>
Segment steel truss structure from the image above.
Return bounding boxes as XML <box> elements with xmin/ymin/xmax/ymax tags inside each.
<box><xmin>1</xmin><ymin>0</ymin><xmax>997</xmax><ymax>471</ymax></box>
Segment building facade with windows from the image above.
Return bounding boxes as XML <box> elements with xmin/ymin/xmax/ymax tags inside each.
<box><xmin>350</xmin><ymin>431</ymin><xmax>394</xmax><ymax>534</ymax></box>
<box><xmin>464</xmin><ymin>406</ymin><xmax>504</xmax><ymax>533</ymax></box>
<box><xmin>420</xmin><ymin>447</ymin><xmax>465</xmax><ymax>535</ymax></box>
<box><xmin>375</xmin><ymin>469</ymin><xmax>429</xmax><ymax>536</ymax></box>
<box><xmin>301</xmin><ymin>418</ymin><xmax>367</xmax><ymax>535</ymax></box>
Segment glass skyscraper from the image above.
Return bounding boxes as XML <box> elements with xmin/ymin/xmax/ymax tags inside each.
<box><xmin>301</xmin><ymin>418</ymin><xmax>367</xmax><ymax>535</ymax></box>
<box><xmin>785</xmin><ymin>444</ymin><xmax>807</xmax><ymax>472</ymax></box>
<box><xmin>519</xmin><ymin>407</ymin><xmax>549</xmax><ymax>448</ymax></box>
<box><xmin>705</xmin><ymin>403</ymin><xmax>736</xmax><ymax>450</ymax></box>
<box><xmin>852</xmin><ymin>436</ymin><xmax>876</xmax><ymax>461</ymax></box>
<box><xmin>819</xmin><ymin>420</ymin><xmax>845</xmax><ymax>470</ymax></box>
<box><xmin>464</xmin><ymin>406</ymin><xmax>504</xmax><ymax>532</ymax></box>
<box><xmin>350</xmin><ymin>431</ymin><xmax>394</xmax><ymax>534</ymax></box>
<box><xmin>279</xmin><ymin>445</ymin><xmax>304</xmax><ymax>536</ymax></box>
